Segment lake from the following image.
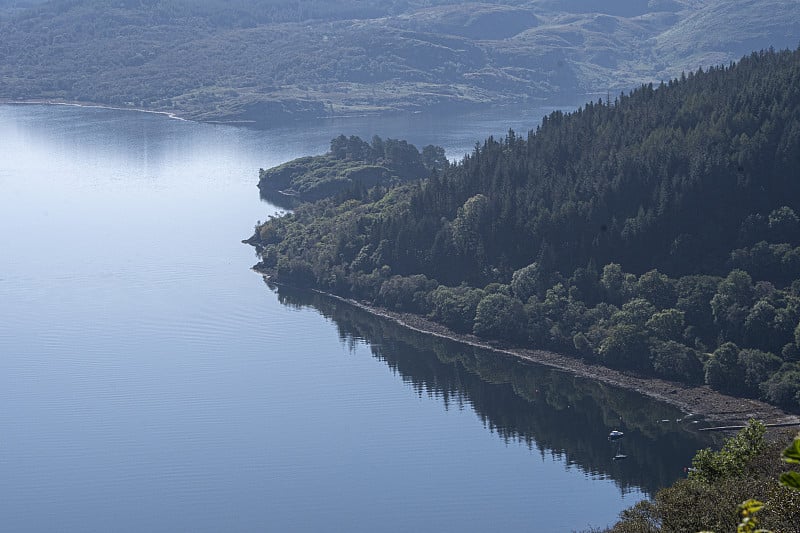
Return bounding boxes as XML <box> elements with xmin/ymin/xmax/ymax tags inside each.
<box><xmin>0</xmin><ymin>104</ymin><xmax>712</xmax><ymax>532</ymax></box>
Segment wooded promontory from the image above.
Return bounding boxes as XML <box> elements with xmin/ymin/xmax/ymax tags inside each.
<box><xmin>257</xmin><ymin>135</ymin><xmax>446</xmax><ymax>206</ymax></box>
<box><xmin>249</xmin><ymin>48</ymin><xmax>800</xmax><ymax>412</ymax></box>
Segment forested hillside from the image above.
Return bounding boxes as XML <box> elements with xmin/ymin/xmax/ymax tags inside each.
<box><xmin>1</xmin><ymin>0</ymin><xmax>797</xmax><ymax>123</ymax></box>
<box><xmin>249</xmin><ymin>48</ymin><xmax>800</xmax><ymax>411</ymax></box>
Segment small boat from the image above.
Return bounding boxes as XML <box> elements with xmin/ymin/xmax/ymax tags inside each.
<box><xmin>608</xmin><ymin>430</ymin><xmax>624</xmax><ymax>440</ymax></box>
<box><xmin>613</xmin><ymin>453</ymin><xmax>628</xmax><ymax>461</ymax></box>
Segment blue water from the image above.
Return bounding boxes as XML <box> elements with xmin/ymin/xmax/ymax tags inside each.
<box><xmin>0</xmin><ymin>104</ymin><xmax>708</xmax><ymax>532</ymax></box>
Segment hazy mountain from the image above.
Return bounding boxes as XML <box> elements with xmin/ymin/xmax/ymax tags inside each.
<box><xmin>0</xmin><ymin>0</ymin><xmax>797</xmax><ymax>123</ymax></box>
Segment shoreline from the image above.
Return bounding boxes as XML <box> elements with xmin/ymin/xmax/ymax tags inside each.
<box><xmin>0</xmin><ymin>99</ymin><xmax>330</xmax><ymax>126</ymax></box>
<box><xmin>1</xmin><ymin>98</ymin><xmax>192</xmax><ymax>121</ymax></box>
<box><xmin>258</xmin><ymin>272</ymin><xmax>800</xmax><ymax>428</ymax></box>
<box><xmin>0</xmin><ymin>98</ymin><xmax>573</xmax><ymax>127</ymax></box>
<box><xmin>0</xmin><ymin>99</ymin><xmax>397</xmax><ymax>125</ymax></box>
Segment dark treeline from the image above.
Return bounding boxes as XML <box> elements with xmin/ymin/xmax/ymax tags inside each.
<box><xmin>250</xmin><ymin>48</ymin><xmax>800</xmax><ymax>411</ymax></box>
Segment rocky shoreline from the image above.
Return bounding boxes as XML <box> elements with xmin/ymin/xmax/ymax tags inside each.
<box><xmin>257</xmin><ymin>271</ymin><xmax>800</xmax><ymax>428</ymax></box>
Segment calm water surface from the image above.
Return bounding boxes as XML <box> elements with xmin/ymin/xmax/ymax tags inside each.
<box><xmin>0</xmin><ymin>104</ymin><xmax>711</xmax><ymax>532</ymax></box>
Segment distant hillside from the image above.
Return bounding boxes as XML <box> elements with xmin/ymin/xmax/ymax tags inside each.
<box><xmin>0</xmin><ymin>0</ymin><xmax>797</xmax><ymax>123</ymax></box>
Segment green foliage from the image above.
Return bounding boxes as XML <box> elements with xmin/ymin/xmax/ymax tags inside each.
<box><xmin>601</xmin><ymin>263</ymin><xmax>628</xmax><ymax>305</ymax></box>
<box><xmin>609</xmin><ymin>426</ymin><xmax>800</xmax><ymax>533</ymax></box>
<box><xmin>692</xmin><ymin>434</ymin><xmax>800</xmax><ymax>533</ymax></box>
<box><xmin>783</xmin><ymin>437</ymin><xmax>800</xmax><ymax>463</ymax></box>
<box><xmin>647</xmin><ymin>478</ymin><xmax>772</xmax><ymax>533</ymax></box>
<box><xmin>646</xmin><ymin>309</ymin><xmax>686</xmax><ymax>342</ymax></box>
<box><xmin>377</xmin><ymin>274</ymin><xmax>437</xmax><ymax>313</ymax></box>
<box><xmin>511</xmin><ymin>262</ymin><xmax>544</xmax><ymax>302</ymax></box>
<box><xmin>421</xmin><ymin>145</ymin><xmax>448</xmax><ymax>172</ymax></box>
<box><xmin>782</xmin><ymin>470</ymin><xmax>800</xmax><ymax>490</ymax></box>
<box><xmin>759</xmin><ymin>365</ymin><xmax>800</xmax><ymax>410</ymax></box>
<box><xmin>650</xmin><ymin>341</ymin><xmax>703</xmax><ymax>383</ymax></box>
<box><xmin>427</xmin><ymin>284</ymin><xmax>485</xmax><ymax>333</ymax></box>
<box><xmin>768</xmin><ymin>206</ymin><xmax>800</xmax><ymax>242</ymax></box>
<box><xmin>733</xmin><ymin>499</ymin><xmax>768</xmax><ymax>533</ymax></box>
<box><xmin>599</xmin><ymin>323</ymin><xmax>650</xmax><ymax>371</ymax></box>
<box><xmin>690</xmin><ymin>420</ymin><xmax>767</xmax><ymax>484</ymax></box>
<box><xmin>637</xmin><ymin>270</ymin><xmax>677</xmax><ymax>310</ymax></box>
<box><xmin>473</xmin><ymin>293</ymin><xmax>526</xmax><ymax>341</ymax></box>
<box><xmin>781</xmin><ymin>437</ymin><xmax>800</xmax><ymax>491</ymax></box>
<box><xmin>730</xmin><ymin>241</ymin><xmax>800</xmax><ymax>286</ymax></box>
<box><xmin>738</xmin><ymin>350</ymin><xmax>783</xmax><ymax>397</ymax></box>
<box><xmin>712</xmin><ymin>271</ymin><xmax>755</xmax><ymax>342</ymax></box>
<box><xmin>451</xmin><ymin>193</ymin><xmax>490</xmax><ymax>264</ymax></box>
<box><xmin>705</xmin><ymin>343</ymin><xmax>744</xmax><ymax>394</ymax></box>
<box><xmin>676</xmin><ymin>275</ymin><xmax>721</xmax><ymax>348</ymax></box>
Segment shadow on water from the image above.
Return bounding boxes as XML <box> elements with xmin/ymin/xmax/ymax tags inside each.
<box><xmin>258</xmin><ymin>186</ymin><xmax>300</xmax><ymax>210</ymax></box>
<box><xmin>270</xmin><ymin>283</ymin><xmax>719</xmax><ymax>497</ymax></box>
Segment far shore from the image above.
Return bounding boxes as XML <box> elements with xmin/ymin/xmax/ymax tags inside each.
<box><xmin>257</xmin><ymin>271</ymin><xmax>800</xmax><ymax>428</ymax></box>
<box><xmin>0</xmin><ymin>98</ymin><xmax>326</xmax><ymax>125</ymax></box>
<box><xmin>0</xmin><ymin>98</ymin><xmax>193</xmax><ymax>121</ymax></box>
<box><xmin>0</xmin><ymin>98</ymin><xmax>411</xmax><ymax>125</ymax></box>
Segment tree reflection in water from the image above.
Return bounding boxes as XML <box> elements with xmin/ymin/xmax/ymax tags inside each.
<box><xmin>272</xmin><ymin>282</ymin><xmax>717</xmax><ymax>496</ymax></box>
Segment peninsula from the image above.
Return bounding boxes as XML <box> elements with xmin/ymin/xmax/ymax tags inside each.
<box><xmin>248</xmin><ymin>48</ymin><xmax>800</xmax><ymax>421</ymax></box>
<box><xmin>257</xmin><ymin>135</ymin><xmax>446</xmax><ymax>206</ymax></box>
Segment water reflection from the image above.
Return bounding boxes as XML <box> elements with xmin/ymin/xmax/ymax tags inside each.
<box><xmin>272</xmin><ymin>283</ymin><xmax>716</xmax><ymax>496</ymax></box>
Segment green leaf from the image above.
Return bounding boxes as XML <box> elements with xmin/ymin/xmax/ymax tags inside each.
<box><xmin>780</xmin><ymin>471</ymin><xmax>800</xmax><ymax>491</ymax></box>
<box><xmin>782</xmin><ymin>438</ymin><xmax>800</xmax><ymax>464</ymax></box>
<box><xmin>739</xmin><ymin>499</ymin><xmax>764</xmax><ymax>515</ymax></box>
